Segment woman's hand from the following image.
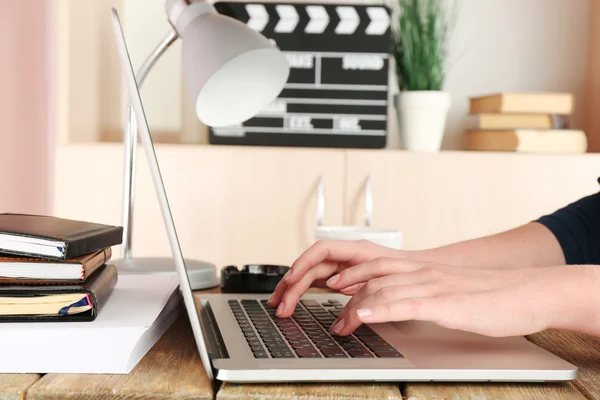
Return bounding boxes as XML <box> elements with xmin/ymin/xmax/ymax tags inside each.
<box><xmin>267</xmin><ymin>240</ymin><xmax>406</xmax><ymax>316</ymax></box>
<box><xmin>326</xmin><ymin>259</ymin><xmax>600</xmax><ymax>338</ymax></box>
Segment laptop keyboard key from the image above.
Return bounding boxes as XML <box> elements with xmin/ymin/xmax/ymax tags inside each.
<box><xmin>269</xmin><ymin>347</ymin><xmax>292</xmax><ymax>354</ymax></box>
<box><xmin>368</xmin><ymin>344</ymin><xmax>397</xmax><ymax>352</ymax></box>
<box><xmin>361</xmin><ymin>336</ymin><xmax>386</xmax><ymax>343</ymax></box>
<box><xmin>233</xmin><ymin>298</ymin><xmax>400</xmax><ymax>360</ymax></box>
<box><xmin>271</xmin><ymin>351</ymin><xmax>295</xmax><ymax>358</ymax></box>
<box><xmin>343</xmin><ymin>343</ymin><xmax>366</xmax><ymax>350</ymax></box>
<box><xmin>348</xmin><ymin>349</ymin><xmax>374</xmax><ymax>358</ymax></box>
<box><xmin>264</xmin><ymin>341</ymin><xmax>287</xmax><ymax>349</ymax></box>
<box><xmin>322</xmin><ymin>348</ymin><xmax>347</xmax><ymax>358</ymax></box>
<box><xmin>290</xmin><ymin>338</ymin><xmax>311</xmax><ymax>344</ymax></box>
<box><xmin>354</xmin><ymin>325</ymin><xmax>377</xmax><ymax>336</ymax></box>
<box><xmin>315</xmin><ymin>340</ymin><xmax>338</xmax><ymax>348</ymax></box>
<box><xmin>301</xmin><ymin>300</ymin><xmax>320</xmax><ymax>306</ymax></box>
<box><xmin>296</xmin><ymin>349</ymin><xmax>321</xmax><ymax>358</ymax></box>
<box><xmin>291</xmin><ymin>342</ymin><xmax>312</xmax><ymax>349</ymax></box>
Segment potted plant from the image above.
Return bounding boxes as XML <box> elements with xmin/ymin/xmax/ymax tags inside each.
<box><xmin>392</xmin><ymin>0</ymin><xmax>453</xmax><ymax>152</ymax></box>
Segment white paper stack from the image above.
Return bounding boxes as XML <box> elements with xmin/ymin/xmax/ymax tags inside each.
<box><xmin>0</xmin><ymin>272</ymin><xmax>182</xmax><ymax>374</ymax></box>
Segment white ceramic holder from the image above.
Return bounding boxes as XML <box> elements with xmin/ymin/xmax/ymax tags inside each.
<box><xmin>313</xmin><ymin>175</ymin><xmax>403</xmax><ymax>249</ymax></box>
<box><xmin>396</xmin><ymin>91</ymin><xmax>451</xmax><ymax>152</ymax></box>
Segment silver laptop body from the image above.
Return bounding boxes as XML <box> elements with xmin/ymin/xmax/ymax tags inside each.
<box><xmin>110</xmin><ymin>8</ymin><xmax>577</xmax><ymax>383</ymax></box>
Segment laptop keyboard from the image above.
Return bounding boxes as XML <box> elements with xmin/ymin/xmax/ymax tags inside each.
<box><xmin>228</xmin><ymin>299</ymin><xmax>403</xmax><ymax>359</ymax></box>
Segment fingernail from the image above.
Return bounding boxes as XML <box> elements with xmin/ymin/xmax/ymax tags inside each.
<box><xmin>267</xmin><ymin>293</ymin><xmax>275</xmax><ymax>305</ymax></box>
<box><xmin>330</xmin><ymin>318</ymin><xmax>345</xmax><ymax>334</ymax></box>
<box><xmin>342</xmin><ymin>283</ymin><xmax>360</xmax><ymax>293</ymax></box>
<box><xmin>326</xmin><ymin>274</ymin><xmax>339</xmax><ymax>287</ymax></box>
<box><xmin>357</xmin><ymin>308</ymin><xmax>372</xmax><ymax>318</ymax></box>
<box><xmin>282</xmin><ymin>270</ymin><xmax>291</xmax><ymax>282</ymax></box>
<box><xmin>276</xmin><ymin>302</ymin><xmax>285</xmax><ymax>316</ymax></box>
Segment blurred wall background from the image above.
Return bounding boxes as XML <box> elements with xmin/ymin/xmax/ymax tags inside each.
<box><xmin>0</xmin><ymin>0</ymin><xmax>55</xmax><ymax>214</ymax></box>
<box><xmin>55</xmin><ymin>0</ymin><xmax>593</xmax><ymax>150</ymax></box>
<box><xmin>586</xmin><ymin>0</ymin><xmax>600</xmax><ymax>152</ymax></box>
<box><xmin>0</xmin><ymin>0</ymin><xmax>598</xmax><ymax>216</ymax></box>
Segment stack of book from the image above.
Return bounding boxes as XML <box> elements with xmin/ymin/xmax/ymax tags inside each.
<box><xmin>465</xmin><ymin>92</ymin><xmax>587</xmax><ymax>153</ymax></box>
<box><xmin>0</xmin><ymin>213</ymin><xmax>123</xmax><ymax>322</ymax></box>
<box><xmin>0</xmin><ymin>213</ymin><xmax>185</xmax><ymax>374</ymax></box>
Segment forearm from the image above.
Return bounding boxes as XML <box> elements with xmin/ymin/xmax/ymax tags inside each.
<box><xmin>405</xmin><ymin>190</ymin><xmax>600</xmax><ymax>269</ymax></box>
<box><xmin>547</xmin><ymin>264</ymin><xmax>600</xmax><ymax>337</ymax></box>
<box><xmin>404</xmin><ymin>222</ymin><xmax>565</xmax><ymax>269</ymax></box>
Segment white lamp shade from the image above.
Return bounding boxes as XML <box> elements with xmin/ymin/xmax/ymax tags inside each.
<box><xmin>173</xmin><ymin>3</ymin><xmax>290</xmax><ymax>127</ymax></box>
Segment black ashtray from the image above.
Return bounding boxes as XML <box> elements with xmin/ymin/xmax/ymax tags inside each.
<box><xmin>220</xmin><ymin>264</ymin><xmax>290</xmax><ymax>293</ymax></box>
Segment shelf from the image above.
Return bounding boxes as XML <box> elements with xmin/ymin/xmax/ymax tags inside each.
<box><xmin>55</xmin><ymin>141</ymin><xmax>599</xmax><ymax>160</ymax></box>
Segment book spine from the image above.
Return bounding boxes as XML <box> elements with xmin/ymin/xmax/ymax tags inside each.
<box><xmin>64</xmin><ymin>227</ymin><xmax>123</xmax><ymax>260</ymax></box>
<box><xmin>85</xmin><ymin>264</ymin><xmax>118</xmax><ymax>316</ymax></box>
<box><xmin>550</xmin><ymin>114</ymin><xmax>569</xmax><ymax>129</ymax></box>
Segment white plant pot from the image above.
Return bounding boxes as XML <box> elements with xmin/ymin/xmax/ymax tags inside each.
<box><xmin>395</xmin><ymin>91</ymin><xmax>451</xmax><ymax>152</ymax></box>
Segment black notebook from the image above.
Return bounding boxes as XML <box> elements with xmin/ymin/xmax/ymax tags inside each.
<box><xmin>0</xmin><ymin>214</ymin><xmax>123</xmax><ymax>261</ymax></box>
<box><xmin>0</xmin><ymin>263</ymin><xmax>118</xmax><ymax>322</ymax></box>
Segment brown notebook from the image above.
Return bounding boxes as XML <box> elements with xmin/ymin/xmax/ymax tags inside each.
<box><xmin>465</xmin><ymin>113</ymin><xmax>569</xmax><ymax>130</ymax></box>
<box><xmin>466</xmin><ymin>129</ymin><xmax>587</xmax><ymax>153</ymax></box>
<box><xmin>469</xmin><ymin>93</ymin><xmax>575</xmax><ymax>115</ymax></box>
<box><xmin>0</xmin><ymin>248</ymin><xmax>111</xmax><ymax>284</ymax></box>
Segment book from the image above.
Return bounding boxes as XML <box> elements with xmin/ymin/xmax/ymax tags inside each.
<box><xmin>0</xmin><ymin>248</ymin><xmax>111</xmax><ymax>284</ymax></box>
<box><xmin>469</xmin><ymin>93</ymin><xmax>575</xmax><ymax>115</ymax></box>
<box><xmin>465</xmin><ymin>113</ymin><xmax>569</xmax><ymax>130</ymax></box>
<box><xmin>0</xmin><ymin>272</ymin><xmax>182</xmax><ymax>374</ymax></box>
<box><xmin>0</xmin><ymin>263</ymin><xmax>117</xmax><ymax>321</ymax></box>
<box><xmin>0</xmin><ymin>214</ymin><xmax>123</xmax><ymax>261</ymax></box>
<box><xmin>466</xmin><ymin>129</ymin><xmax>587</xmax><ymax>153</ymax></box>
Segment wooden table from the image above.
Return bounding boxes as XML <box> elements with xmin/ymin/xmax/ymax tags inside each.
<box><xmin>3</xmin><ymin>290</ymin><xmax>600</xmax><ymax>400</ymax></box>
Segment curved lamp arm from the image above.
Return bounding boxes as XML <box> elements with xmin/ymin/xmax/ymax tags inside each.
<box><xmin>121</xmin><ymin>27</ymin><xmax>178</xmax><ymax>259</ymax></box>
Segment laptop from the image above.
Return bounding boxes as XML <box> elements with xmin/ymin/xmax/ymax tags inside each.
<box><xmin>110</xmin><ymin>8</ymin><xmax>578</xmax><ymax>383</ymax></box>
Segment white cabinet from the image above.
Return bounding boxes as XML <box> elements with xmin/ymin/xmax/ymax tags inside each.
<box><xmin>53</xmin><ymin>144</ymin><xmax>345</xmax><ymax>267</ymax></box>
<box><xmin>53</xmin><ymin>144</ymin><xmax>600</xmax><ymax>266</ymax></box>
<box><xmin>344</xmin><ymin>150</ymin><xmax>600</xmax><ymax>250</ymax></box>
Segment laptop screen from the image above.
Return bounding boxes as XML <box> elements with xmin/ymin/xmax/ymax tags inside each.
<box><xmin>110</xmin><ymin>8</ymin><xmax>215</xmax><ymax>380</ymax></box>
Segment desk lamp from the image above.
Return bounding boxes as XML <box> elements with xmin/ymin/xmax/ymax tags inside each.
<box><xmin>114</xmin><ymin>0</ymin><xmax>290</xmax><ymax>289</ymax></box>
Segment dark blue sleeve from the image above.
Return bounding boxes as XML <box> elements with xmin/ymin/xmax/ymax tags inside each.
<box><xmin>536</xmin><ymin>185</ymin><xmax>600</xmax><ymax>265</ymax></box>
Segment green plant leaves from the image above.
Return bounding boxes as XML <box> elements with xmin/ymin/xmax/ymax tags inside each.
<box><xmin>392</xmin><ymin>0</ymin><xmax>451</xmax><ymax>91</ymax></box>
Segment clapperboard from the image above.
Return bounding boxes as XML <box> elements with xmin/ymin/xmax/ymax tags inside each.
<box><xmin>211</xmin><ymin>1</ymin><xmax>391</xmax><ymax>148</ymax></box>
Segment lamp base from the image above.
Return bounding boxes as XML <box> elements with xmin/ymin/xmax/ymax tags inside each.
<box><xmin>112</xmin><ymin>257</ymin><xmax>220</xmax><ymax>290</ymax></box>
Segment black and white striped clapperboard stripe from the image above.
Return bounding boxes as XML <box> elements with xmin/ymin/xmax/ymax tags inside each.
<box><xmin>211</xmin><ymin>2</ymin><xmax>391</xmax><ymax>149</ymax></box>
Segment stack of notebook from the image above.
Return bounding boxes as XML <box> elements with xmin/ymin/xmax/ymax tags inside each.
<box><xmin>465</xmin><ymin>92</ymin><xmax>587</xmax><ymax>153</ymax></box>
<box><xmin>0</xmin><ymin>213</ymin><xmax>123</xmax><ymax>322</ymax></box>
<box><xmin>0</xmin><ymin>213</ymin><xmax>184</xmax><ymax>374</ymax></box>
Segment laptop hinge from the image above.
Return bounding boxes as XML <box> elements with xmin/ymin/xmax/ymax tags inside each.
<box><xmin>199</xmin><ymin>300</ymin><xmax>229</xmax><ymax>359</ymax></box>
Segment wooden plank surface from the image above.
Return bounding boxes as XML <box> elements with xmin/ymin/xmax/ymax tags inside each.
<box><xmin>217</xmin><ymin>382</ymin><xmax>403</xmax><ymax>400</ymax></box>
<box><xmin>528</xmin><ymin>329</ymin><xmax>600</xmax><ymax>400</ymax></box>
<box><xmin>404</xmin><ymin>383</ymin><xmax>585</xmax><ymax>400</ymax></box>
<box><xmin>15</xmin><ymin>286</ymin><xmax>600</xmax><ymax>400</ymax></box>
<box><xmin>0</xmin><ymin>375</ymin><xmax>40</xmax><ymax>400</ymax></box>
<box><xmin>26</xmin><ymin>313</ymin><xmax>213</xmax><ymax>400</ymax></box>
